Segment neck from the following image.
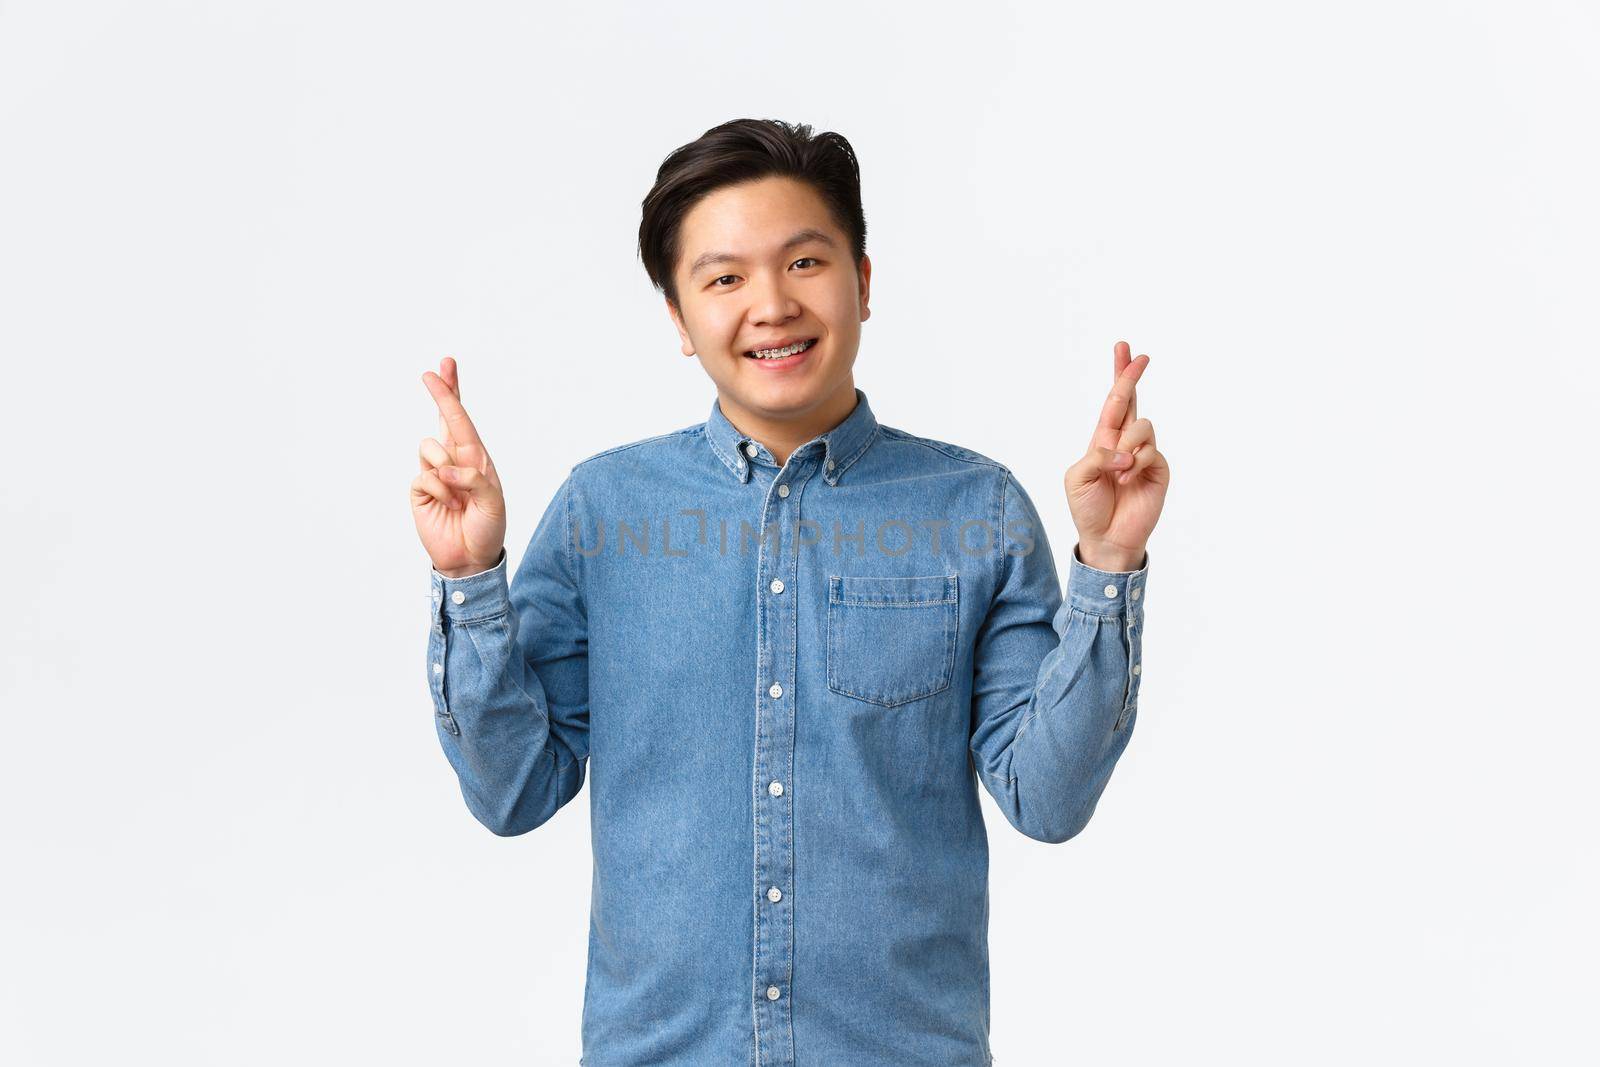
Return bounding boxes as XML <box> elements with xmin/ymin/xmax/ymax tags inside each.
<box><xmin>720</xmin><ymin>378</ymin><xmax>858</xmax><ymax>467</ymax></box>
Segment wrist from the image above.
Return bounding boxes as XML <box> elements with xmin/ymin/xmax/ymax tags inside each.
<box><xmin>1075</xmin><ymin>541</ymin><xmax>1145</xmax><ymax>573</ymax></box>
<box><xmin>435</xmin><ymin>547</ymin><xmax>505</xmax><ymax>580</ymax></box>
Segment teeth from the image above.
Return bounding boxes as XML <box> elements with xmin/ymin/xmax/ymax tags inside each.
<box><xmin>748</xmin><ymin>339</ymin><xmax>813</xmax><ymax>359</ymax></box>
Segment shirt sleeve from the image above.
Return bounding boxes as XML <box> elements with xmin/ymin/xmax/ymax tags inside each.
<box><xmin>425</xmin><ymin>472</ymin><xmax>589</xmax><ymax>836</ymax></box>
<box><xmin>967</xmin><ymin>471</ymin><xmax>1148</xmax><ymax>843</ymax></box>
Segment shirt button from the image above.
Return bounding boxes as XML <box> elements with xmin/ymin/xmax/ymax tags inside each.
<box><xmin>825</xmin><ymin>458</ymin><xmax>835</xmax><ymax>471</ymax></box>
<box><xmin>431</xmin><ymin>588</ymin><xmax>440</xmax><ymax>600</ymax></box>
<box><xmin>777</xmin><ymin>483</ymin><xmax>790</xmax><ymax>498</ymax></box>
<box><xmin>766</xmin><ymin>986</ymin><xmax>781</xmax><ymax>1001</ymax></box>
<box><xmin>433</xmin><ymin>662</ymin><xmax>443</xmax><ymax>675</ymax></box>
<box><xmin>451</xmin><ymin>590</ymin><xmax>466</xmax><ymax>605</ymax></box>
<box><xmin>745</xmin><ymin>442</ymin><xmax>759</xmax><ymax>458</ymax></box>
<box><xmin>769</xmin><ymin>780</ymin><xmax>783</xmax><ymax>796</ymax></box>
<box><xmin>1132</xmin><ymin>664</ymin><xmax>1141</xmax><ymax>675</ymax></box>
<box><xmin>1131</xmin><ymin>588</ymin><xmax>1141</xmax><ymax>600</ymax></box>
<box><xmin>767</xmin><ymin>885</ymin><xmax>782</xmax><ymax>902</ymax></box>
<box><xmin>769</xmin><ymin>579</ymin><xmax>784</xmax><ymax>594</ymax></box>
<box><xmin>1103</xmin><ymin>584</ymin><xmax>1118</xmax><ymax>599</ymax></box>
<box><xmin>769</xmin><ymin>682</ymin><xmax>783</xmax><ymax>699</ymax></box>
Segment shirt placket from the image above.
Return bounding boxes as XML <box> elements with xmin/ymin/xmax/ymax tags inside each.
<box><xmin>427</xmin><ymin>578</ymin><xmax>458</xmax><ymax>736</ymax></box>
<box><xmin>749</xmin><ymin>442</ymin><xmax>814</xmax><ymax>1067</ymax></box>
<box><xmin>1115</xmin><ymin>578</ymin><xmax>1144</xmax><ymax>731</ymax></box>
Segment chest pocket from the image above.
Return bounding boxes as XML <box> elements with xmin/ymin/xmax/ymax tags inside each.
<box><xmin>826</xmin><ymin>573</ymin><xmax>959</xmax><ymax>707</ymax></box>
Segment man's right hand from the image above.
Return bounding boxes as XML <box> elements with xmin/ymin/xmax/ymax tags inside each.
<box><xmin>412</xmin><ymin>357</ymin><xmax>508</xmax><ymax>578</ymax></box>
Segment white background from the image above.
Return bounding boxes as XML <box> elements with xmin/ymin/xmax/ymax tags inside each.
<box><xmin>2</xmin><ymin>2</ymin><xmax>1595</xmax><ymax>1064</ymax></box>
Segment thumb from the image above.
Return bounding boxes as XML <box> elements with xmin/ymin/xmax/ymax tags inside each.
<box><xmin>437</xmin><ymin>465</ymin><xmax>505</xmax><ymax>515</ymax></box>
<box><xmin>1068</xmin><ymin>447</ymin><xmax>1134</xmax><ymax>490</ymax></box>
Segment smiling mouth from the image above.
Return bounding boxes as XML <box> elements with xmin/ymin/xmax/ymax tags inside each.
<box><xmin>743</xmin><ymin>337</ymin><xmax>818</xmax><ymax>360</ymax></box>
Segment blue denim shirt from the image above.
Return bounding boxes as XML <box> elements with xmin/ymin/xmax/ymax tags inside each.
<box><xmin>425</xmin><ymin>387</ymin><xmax>1148</xmax><ymax>1067</ymax></box>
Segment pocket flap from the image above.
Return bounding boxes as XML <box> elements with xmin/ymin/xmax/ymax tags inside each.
<box><xmin>830</xmin><ymin>573</ymin><xmax>958</xmax><ymax>607</ymax></box>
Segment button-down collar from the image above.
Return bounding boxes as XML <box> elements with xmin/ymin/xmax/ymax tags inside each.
<box><xmin>704</xmin><ymin>386</ymin><xmax>879</xmax><ymax>486</ymax></box>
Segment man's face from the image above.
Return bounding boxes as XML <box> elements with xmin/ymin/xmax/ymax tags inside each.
<box><xmin>667</xmin><ymin>175</ymin><xmax>871</xmax><ymax>420</ymax></box>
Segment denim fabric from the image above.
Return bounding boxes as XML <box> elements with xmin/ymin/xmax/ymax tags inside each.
<box><xmin>425</xmin><ymin>387</ymin><xmax>1148</xmax><ymax>1067</ymax></box>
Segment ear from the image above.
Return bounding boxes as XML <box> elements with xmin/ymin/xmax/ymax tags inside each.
<box><xmin>857</xmin><ymin>254</ymin><xmax>872</xmax><ymax>323</ymax></box>
<box><xmin>665</xmin><ymin>296</ymin><xmax>694</xmax><ymax>356</ymax></box>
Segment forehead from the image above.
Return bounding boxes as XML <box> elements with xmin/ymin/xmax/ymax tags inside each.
<box><xmin>678</xmin><ymin>176</ymin><xmax>840</xmax><ymax>274</ymax></box>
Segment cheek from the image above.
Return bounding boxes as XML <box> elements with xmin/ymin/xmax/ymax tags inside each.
<box><xmin>829</xmin><ymin>282</ymin><xmax>865</xmax><ymax>319</ymax></box>
<box><xmin>699</xmin><ymin>308</ymin><xmax>743</xmax><ymax>347</ymax></box>
<box><xmin>823</xmin><ymin>298</ymin><xmax>860</xmax><ymax>333</ymax></box>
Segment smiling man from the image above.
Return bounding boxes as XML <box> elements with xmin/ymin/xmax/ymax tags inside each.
<box><xmin>412</xmin><ymin>118</ymin><xmax>1169</xmax><ymax>1067</ymax></box>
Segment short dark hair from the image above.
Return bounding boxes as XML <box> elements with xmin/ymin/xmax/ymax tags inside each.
<box><xmin>638</xmin><ymin>118</ymin><xmax>868</xmax><ymax>309</ymax></box>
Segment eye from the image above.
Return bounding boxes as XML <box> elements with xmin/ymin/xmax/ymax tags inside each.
<box><xmin>709</xmin><ymin>258</ymin><xmax>819</xmax><ymax>289</ymax></box>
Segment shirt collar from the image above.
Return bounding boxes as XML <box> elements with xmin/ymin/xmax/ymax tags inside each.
<box><xmin>704</xmin><ymin>386</ymin><xmax>880</xmax><ymax>486</ymax></box>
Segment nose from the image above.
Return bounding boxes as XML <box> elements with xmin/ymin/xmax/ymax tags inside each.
<box><xmin>748</xmin><ymin>269</ymin><xmax>801</xmax><ymax>326</ymax></box>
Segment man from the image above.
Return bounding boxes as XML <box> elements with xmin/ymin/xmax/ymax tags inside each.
<box><xmin>410</xmin><ymin>118</ymin><xmax>1168</xmax><ymax>1067</ymax></box>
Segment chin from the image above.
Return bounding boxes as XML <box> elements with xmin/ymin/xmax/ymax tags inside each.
<box><xmin>740</xmin><ymin>379</ymin><xmax>847</xmax><ymax>415</ymax></box>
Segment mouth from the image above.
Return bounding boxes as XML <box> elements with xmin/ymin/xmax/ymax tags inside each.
<box><xmin>743</xmin><ymin>337</ymin><xmax>819</xmax><ymax>363</ymax></box>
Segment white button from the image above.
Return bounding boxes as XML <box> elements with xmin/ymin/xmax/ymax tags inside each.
<box><xmin>433</xmin><ymin>662</ymin><xmax>443</xmax><ymax>675</ymax></box>
<box><xmin>770</xmin><ymin>579</ymin><xmax>784</xmax><ymax>594</ymax></box>
<box><xmin>431</xmin><ymin>588</ymin><xmax>440</xmax><ymax>599</ymax></box>
<box><xmin>1103</xmin><ymin>584</ymin><xmax>1118</xmax><ymax>598</ymax></box>
<box><xmin>826</xmin><ymin>458</ymin><xmax>835</xmax><ymax>470</ymax></box>
<box><xmin>769</xmin><ymin>682</ymin><xmax>783</xmax><ymax>699</ymax></box>
<box><xmin>766</xmin><ymin>986</ymin><xmax>781</xmax><ymax>1001</ymax></box>
<box><xmin>769</xmin><ymin>780</ymin><xmax>783</xmax><ymax>796</ymax></box>
<box><xmin>767</xmin><ymin>885</ymin><xmax>782</xmax><ymax>902</ymax></box>
<box><xmin>777</xmin><ymin>483</ymin><xmax>790</xmax><ymax>498</ymax></box>
<box><xmin>451</xmin><ymin>590</ymin><xmax>466</xmax><ymax>604</ymax></box>
<box><xmin>1132</xmin><ymin>664</ymin><xmax>1141</xmax><ymax>675</ymax></box>
<box><xmin>1131</xmin><ymin>588</ymin><xmax>1141</xmax><ymax>600</ymax></box>
<box><xmin>745</xmin><ymin>442</ymin><xmax>759</xmax><ymax>458</ymax></box>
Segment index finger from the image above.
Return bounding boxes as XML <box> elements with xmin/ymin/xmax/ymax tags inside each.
<box><xmin>1114</xmin><ymin>341</ymin><xmax>1137</xmax><ymax>425</ymax></box>
<box><xmin>422</xmin><ymin>369</ymin><xmax>485</xmax><ymax>449</ymax></box>
<box><xmin>435</xmin><ymin>357</ymin><xmax>460</xmax><ymax>446</ymax></box>
<box><xmin>440</xmin><ymin>356</ymin><xmax>459</xmax><ymax>399</ymax></box>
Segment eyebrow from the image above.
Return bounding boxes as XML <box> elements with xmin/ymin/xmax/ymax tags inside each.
<box><xmin>686</xmin><ymin>228</ymin><xmax>838</xmax><ymax>277</ymax></box>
